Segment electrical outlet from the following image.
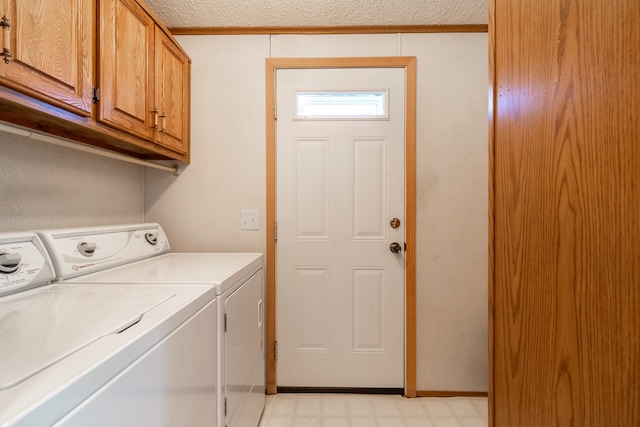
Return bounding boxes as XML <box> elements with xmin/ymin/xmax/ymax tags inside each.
<box><xmin>241</xmin><ymin>209</ymin><xmax>259</xmax><ymax>231</ymax></box>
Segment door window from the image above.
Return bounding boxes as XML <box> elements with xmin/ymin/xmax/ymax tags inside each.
<box><xmin>294</xmin><ymin>90</ymin><xmax>388</xmax><ymax>120</ymax></box>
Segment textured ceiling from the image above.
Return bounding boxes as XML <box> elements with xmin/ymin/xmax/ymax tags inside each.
<box><xmin>144</xmin><ymin>0</ymin><xmax>488</xmax><ymax>28</ymax></box>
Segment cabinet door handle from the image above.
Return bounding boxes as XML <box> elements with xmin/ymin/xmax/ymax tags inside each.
<box><xmin>1</xmin><ymin>15</ymin><xmax>11</xmax><ymax>64</ymax></box>
<box><xmin>151</xmin><ymin>108</ymin><xmax>159</xmax><ymax>130</ymax></box>
<box><xmin>160</xmin><ymin>113</ymin><xmax>166</xmax><ymax>134</ymax></box>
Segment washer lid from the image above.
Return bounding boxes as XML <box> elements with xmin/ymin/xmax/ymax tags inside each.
<box><xmin>0</xmin><ymin>285</ymin><xmax>173</xmax><ymax>390</ymax></box>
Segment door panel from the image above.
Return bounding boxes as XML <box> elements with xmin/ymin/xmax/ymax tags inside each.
<box><xmin>294</xmin><ymin>138</ymin><xmax>329</xmax><ymax>238</ymax></box>
<box><xmin>14</xmin><ymin>1</ymin><xmax>75</xmax><ymax>85</ymax></box>
<box><xmin>295</xmin><ymin>267</ymin><xmax>329</xmax><ymax>351</ymax></box>
<box><xmin>352</xmin><ymin>138</ymin><xmax>386</xmax><ymax>238</ymax></box>
<box><xmin>351</xmin><ymin>268</ymin><xmax>386</xmax><ymax>351</ymax></box>
<box><xmin>276</xmin><ymin>67</ymin><xmax>405</xmax><ymax>388</ymax></box>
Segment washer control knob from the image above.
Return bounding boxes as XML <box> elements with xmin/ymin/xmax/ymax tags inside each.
<box><xmin>145</xmin><ymin>232</ymin><xmax>159</xmax><ymax>245</ymax></box>
<box><xmin>0</xmin><ymin>252</ymin><xmax>21</xmax><ymax>274</ymax></box>
<box><xmin>77</xmin><ymin>242</ymin><xmax>97</xmax><ymax>257</ymax></box>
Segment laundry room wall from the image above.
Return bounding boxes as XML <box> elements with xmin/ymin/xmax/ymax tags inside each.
<box><xmin>0</xmin><ymin>130</ymin><xmax>145</xmax><ymax>231</ymax></box>
<box><xmin>145</xmin><ymin>35</ymin><xmax>270</xmax><ymax>253</ymax></box>
<box><xmin>144</xmin><ymin>32</ymin><xmax>488</xmax><ymax>393</ymax></box>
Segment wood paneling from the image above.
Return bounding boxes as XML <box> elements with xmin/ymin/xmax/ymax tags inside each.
<box><xmin>491</xmin><ymin>0</ymin><xmax>640</xmax><ymax>425</ymax></box>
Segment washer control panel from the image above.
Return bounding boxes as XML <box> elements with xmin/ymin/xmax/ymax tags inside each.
<box><xmin>0</xmin><ymin>252</ymin><xmax>21</xmax><ymax>274</ymax></box>
<box><xmin>0</xmin><ymin>233</ymin><xmax>55</xmax><ymax>297</ymax></box>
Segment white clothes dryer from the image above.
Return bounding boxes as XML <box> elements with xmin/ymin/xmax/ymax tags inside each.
<box><xmin>38</xmin><ymin>223</ymin><xmax>266</xmax><ymax>427</ymax></box>
<box><xmin>0</xmin><ymin>232</ymin><xmax>216</xmax><ymax>427</ymax></box>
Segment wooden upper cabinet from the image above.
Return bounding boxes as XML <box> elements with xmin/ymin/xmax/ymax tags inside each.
<box><xmin>154</xmin><ymin>27</ymin><xmax>189</xmax><ymax>156</ymax></box>
<box><xmin>98</xmin><ymin>0</ymin><xmax>155</xmax><ymax>141</ymax></box>
<box><xmin>0</xmin><ymin>0</ymin><xmax>93</xmax><ymax>116</ymax></box>
<box><xmin>0</xmin><ymin>0</ymin><xmax>190</xmax><ymax>162</ymax></box>
<box><xmin>98</xmin><ymin>0</ymin><xmax>190</xmax><ymax>157</ymax></box>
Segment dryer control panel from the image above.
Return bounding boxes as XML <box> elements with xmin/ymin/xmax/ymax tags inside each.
<box><xmin>37</xmin><ymin>223</ymin><xmax>170</xmax><ymax>281</ymax></box>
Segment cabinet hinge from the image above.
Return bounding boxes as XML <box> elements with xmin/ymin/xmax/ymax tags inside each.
<box><xmin>224</xmin><ymin>313</ymin><xmax>227</xmax><ymax>332</ymax></box>
<box><xmin>92</xmin><ymin>87</ymin><xmax>100</xmax><ymax>103</ymax></box>
<box><xmin>224</xmin><ymin>397</ymin><xmax>227</xmax><ymax>416</ymax></box>
<box><xmin>274</xmin><ymin>340</ymin><xmax>278</xmax><ymax>361</ymax></box>
<box><xmin>274</xmin><ymin>222</ymin><xmax>277</xmax><ymax>242</ymax></box>
<box><xmin>274</xmin><ymin>101</ymin><xmax>277</xmax><ymax>120</ymax></box>
<box><xmin>1</xmin><ymin>16</ymin><xmax>11</xmax><ymax>64</ymax></box>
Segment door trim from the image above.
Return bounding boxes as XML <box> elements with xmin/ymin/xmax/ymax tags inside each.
<box><xmin>265</xmin><ymin>57</ymin><xmax>417</xmax><ymax>397</ymax></box>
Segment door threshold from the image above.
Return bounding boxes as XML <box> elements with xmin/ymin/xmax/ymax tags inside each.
<box><xmin>277</xmin><ymin>386</ymin><xmax>404</xmax><ymax>395</ymax></box>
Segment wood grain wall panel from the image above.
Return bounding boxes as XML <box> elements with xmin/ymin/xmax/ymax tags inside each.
<box><xmin>491</xmin><ymin>0</ymin><xmax>640</xmax><ymax>425</ymax></box>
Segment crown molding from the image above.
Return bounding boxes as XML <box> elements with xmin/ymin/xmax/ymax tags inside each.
<box><xmin>170</xmin><ymin>24</ymin><xmax>488</xmax><ymax>36</ymax></box>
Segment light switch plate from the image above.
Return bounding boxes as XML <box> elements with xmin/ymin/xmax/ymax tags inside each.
<box><xmin>241</xmin><ymin>209</ymin><xmax>259</xmax><ymax>231</ymax></box>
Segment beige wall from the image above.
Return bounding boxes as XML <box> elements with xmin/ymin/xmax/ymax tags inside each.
<box><xmin>405</xmin><ymin>33</ymin><xmax>488</xmax><ymax>392</ymax></box>
<box><xmin>0</xmin><ymin>130</ymin><xmax>144</xmax><ymax>231</ymax></box>
<box><xmin>146</xmin><ymin>32</ymin><xmax>488</xmax><ymax>392</ymax></box>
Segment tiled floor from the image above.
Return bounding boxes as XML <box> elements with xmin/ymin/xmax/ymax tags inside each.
<box><xmin>259</xmin><ymin>393</ymin><xmax>488</xmax><ymax>427</ymax></box>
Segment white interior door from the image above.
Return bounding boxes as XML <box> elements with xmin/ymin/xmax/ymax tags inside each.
<box><xmin>276</xmin><ymin>67</ymin><xmax>406</xmax><ymax>388</ymax></box>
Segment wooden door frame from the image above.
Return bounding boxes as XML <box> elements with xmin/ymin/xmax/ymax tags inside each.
<box><xmin>265</xmin><ymin>57</ymin><xmax>417</xmax><ymax>397</ymax></box>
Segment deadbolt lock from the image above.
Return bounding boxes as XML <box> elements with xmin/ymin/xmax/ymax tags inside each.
<box><xmin>390</xmin><ymin>218</ymin><xmax>401</xmax><ymax>229</ymax></box>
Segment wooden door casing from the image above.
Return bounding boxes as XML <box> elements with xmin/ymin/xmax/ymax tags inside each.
<box><xmin>491</xmin><ymin>0</ymin><xmax>640</xmax><ymax>425</ymax></box>
<box><xmin>265</xmin><ymin>57</ymin><xmax>417</xmax><ymax>397</ymax></box>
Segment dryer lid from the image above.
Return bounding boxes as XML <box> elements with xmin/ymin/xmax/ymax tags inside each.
<box><xmin>63</xmin><ymin>252</ymin><xmax>264</xmax><ymax>296</ymax></box>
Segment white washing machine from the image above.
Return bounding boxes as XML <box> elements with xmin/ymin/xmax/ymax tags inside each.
<box><xmin>0</xmin><ymin>232</ymin><xmax>217</xmax><ymax>427</ymax></box>
<box><xmin>38</xmin><ymin>223</ymin><xmax>266</xmax><ymax>427</ymax></box>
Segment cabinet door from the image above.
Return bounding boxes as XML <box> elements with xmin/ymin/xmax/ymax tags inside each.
<box><xmin>99</xmin><ymin>0</ymin><xmax>155</xmax><ymax>141</ymax></box>
<box><xmin>155</xmin><ymin>27</ymin><xmax>189</xmax><ymax>156</ymax></box>
<box><xmin>0</xmin><ymin>0</ymin><xmax>93</xmax><ymax>115</ymax></box>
